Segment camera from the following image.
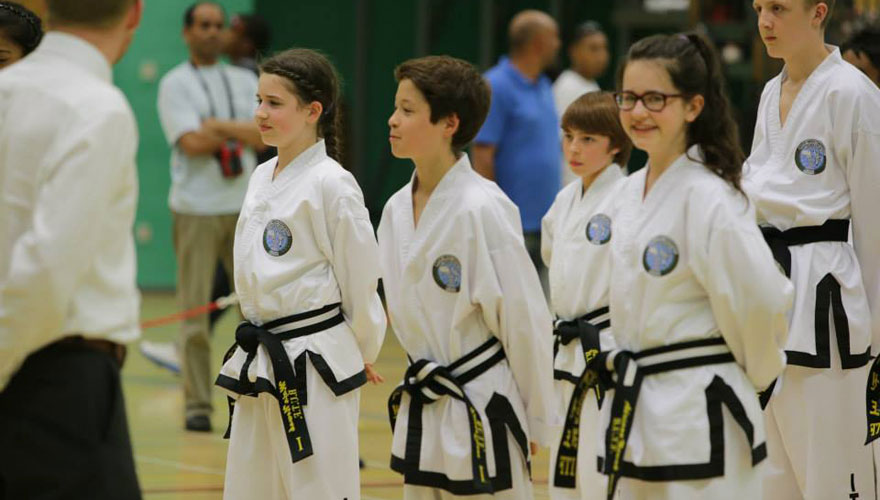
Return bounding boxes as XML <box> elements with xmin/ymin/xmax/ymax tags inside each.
<box><xmin>215</xmin><ymin>140</ymin><xmax>243</xmax><ymax>178</ymax></box>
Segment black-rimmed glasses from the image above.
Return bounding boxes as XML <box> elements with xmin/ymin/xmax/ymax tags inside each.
<box><xmin>614</xmin><ymin>91</ymin><xmax>683</xmax><ymax>112</ymax></box>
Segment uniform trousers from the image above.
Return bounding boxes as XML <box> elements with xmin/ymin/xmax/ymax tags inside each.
<box><xmin>223</xmin><ymin>361</ymin><xmax>361</xmax><ymax>499</ymax></box>
<box><xmin>763</xmin><ymin>362</ymin><xmax>874</xmax><ymax>500</ymax></box>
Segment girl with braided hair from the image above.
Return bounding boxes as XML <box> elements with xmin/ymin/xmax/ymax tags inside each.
<box><xmin>215</xmin><ymin>48</ymin><xmax>386</xmax><ymax>499</ymax></box>
<box><xmin>0</xmin><ymin>1</ymin><xmax>42</xmax><ymax>69</ymax></box>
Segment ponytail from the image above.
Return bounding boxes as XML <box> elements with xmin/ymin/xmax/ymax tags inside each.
<box><xmin>619</xmin><ymin>32</ymin><xmax>745</xmax><ymax>194</ymax></box>
<box><xmin>684</xmin><ymin>33</ymin><xmax>744</xmax><ymax>194</ymax></box>
<box><xmin>260</xmin><ymin>48</ymin><xmax>344</xmax><ymax>163</ymax></box>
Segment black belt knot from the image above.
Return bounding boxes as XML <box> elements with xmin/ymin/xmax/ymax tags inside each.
<box><xmin>220</xmin><ymin>302</ymin><xmax>344</xmax><ymax>464</ymax></box>
<box><xmin>760</xmin><ymin>219</ymin><xmax>849</xmax><ymax>277</ymax></box>
<box><xmin>388</xmin><ymin>337</ymin><xmax>506</xmax><ymax>494</ymax></box>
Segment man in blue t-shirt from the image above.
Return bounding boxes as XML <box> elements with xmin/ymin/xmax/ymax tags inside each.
<box><xmin>473</xmin><ymin>9</ymin><xmax>561</xmax><ymax>276</ymax></box>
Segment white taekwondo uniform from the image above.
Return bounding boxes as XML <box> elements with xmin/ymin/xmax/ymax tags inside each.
<box><xmin>378</xmin><ymin>154</ymin><xmax>560</xmax><ymax>499</ymax></box>
<box><xmin>541</xmin><ymin>165</ymin><xmax>625</xmax><ymax>500</ymax></box>
<box><xmin>744</xmin><ymin>47</ymin><xmax>880</xmax><ymax>500</ymax></box>
<box><xmin>599</xmin><ymin>146</ymin><xmax>792</xmax><ymax>500</ymax></box>
<box><xmin>216</xmin><ymin>140</ymin><xmax>386</xmax><ymax>500</ymax></box>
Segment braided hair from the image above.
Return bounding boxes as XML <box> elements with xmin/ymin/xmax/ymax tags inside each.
<box><xmin>0</xmin><ymin>1</ymin><xmax>43</xmax><ymax>55</ymax></box>
<box><xmin>259</xmin><ymin>49</ymin><xmax>343</xmax><ymax>163</ymax></box>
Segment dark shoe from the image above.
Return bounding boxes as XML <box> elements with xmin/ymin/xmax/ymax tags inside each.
<box><xmin>185</xmin><ymin>415</ymin><xmax>212</xmax><ymax>432</ymax></box>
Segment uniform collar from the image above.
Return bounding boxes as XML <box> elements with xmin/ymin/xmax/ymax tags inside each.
<box><xmin>36</xmin><ymin>32</ymin><xmax>112</xmax><ymax>83</ymax></box>
<box><xmin>583</xmin><ymin>163</ymin><xmax>624</xmax><ymax>199</ymax></box>
<box><xmin>780</xmin><ymin>45</ymin><xmax>840</xmax><ymax>92</ymax></box>
<box><xmin>271</xmin><ymin>139</ymin><xmax>328</xmax><ymax>184</ymax></box>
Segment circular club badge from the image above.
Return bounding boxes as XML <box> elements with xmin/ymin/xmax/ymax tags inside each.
<box><xmin>586</xmin><ymin>213</ymin><xmax>612</xmax><ymax>245</ymax></box>
<box><xmin>263</xmin><ymin>219</ymin><xmax>292</xmax><ymax>257</ymax></box>
<box><xmin>432</xmin><ymin>255</ymin><xmax>462</xmax><ymax>293</ymax></box>
<box><xmin>642</xmin><ymin>235</ymin><xmax>679</xmax><ymax>277</ymax></box>
<box><xmin>794</xmin><ymin>139</ymin><xmax>826</xmax><ymax>175</ymax></box>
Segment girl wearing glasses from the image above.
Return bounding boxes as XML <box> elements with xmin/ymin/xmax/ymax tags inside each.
<box><xmin>541</xmin><ymin>91</ymin><xmax>632</xmax><ymax>500</ymax></box>
<box><xmin>597</xmin><ymin>33</ymin><xmax>793</xmax><ymax>499</ymax></box>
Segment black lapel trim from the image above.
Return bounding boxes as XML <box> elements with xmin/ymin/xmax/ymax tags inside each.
<box><xmin>785</xmin><ymin>273</ymin><xmax>870</xmax><ymax>369</ymax></box>
<box><xmin>596</xmin><ymin>375</ymin><xmax>765</xmax><ymax>481</ymax></box>
<box><xmin>389</xmin><ymin>392</ymin><xmax>529</xmax><ymax>495</ymax></box>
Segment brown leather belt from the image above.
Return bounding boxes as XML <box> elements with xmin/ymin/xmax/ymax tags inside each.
<box><xmin>54</xmin><ymin>336</ymin><xmax>127</xmax><ymax>367</ymax></box>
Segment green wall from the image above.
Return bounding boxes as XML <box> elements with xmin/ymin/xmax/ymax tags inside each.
<box><xmin>126</xmin><ymin>0</ymin><xmax>614</xmax><ymax>288</ymax></box>
<box><xmin>118</xmin><ymin>0</ymin><xmax>253</xmax><ymax>288</ymax></box>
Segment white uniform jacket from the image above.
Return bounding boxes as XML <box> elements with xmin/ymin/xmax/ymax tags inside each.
<box><xmin>217</xmin><ymin>140</ymin><xmax>385</xmax><ymax>401</ymax></box>
<box><xmin>599</xmin><ymin>147</ymin><xmax>793</xmax><ymax>481</ymax></box>
<box><xmin>378</xmin><ymin>154</ymin><xmax>559</xmax><ymax>495</ymax></box>
<box><xmin>744</xmin><ymin>47</ymin><xmax>880</xmax><ymax>367</ymax></box>
<box><xmin>542</xmin><ymin>165</ymin><xmax>625</xmax><ymax>495</ymax></box>
<box><xmin>543</xmin><ymin>165</ymin><xmax>624</xmax><ymax>382</ymax></box>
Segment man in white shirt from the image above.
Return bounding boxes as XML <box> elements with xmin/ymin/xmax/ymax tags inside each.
<box><xmin>0</xmin><ymin>0</ymin><xmax>144</xmax><ymax>497</ymax></box>
<box><xmin>552</xmin><ymin>21</ymin><xmax>608</xmax><ymax>187</ymax></box>
<box><xmin>156</xmin><ymin>1</ymin><xmax>263</xmax><ymax>433</ymax></box>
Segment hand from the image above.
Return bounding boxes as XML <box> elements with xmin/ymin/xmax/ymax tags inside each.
<box><xmin>365</xmin><ymin>363</ymin><xmax>385</xmax><ymax>384</ymax></box>
<box><xmin>530</xmin><ymin>442</ymin><xmax>539</xmax><ymax>456</ymax></box>
<box><xmin>201</xmin><ymin>118</ymin><xmax>226</xmax><ymax>138</ymax></box>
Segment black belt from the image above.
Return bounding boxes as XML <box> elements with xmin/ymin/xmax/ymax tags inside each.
<box><xmin>552</xmin><ymin>306</ymin><xmax>609</xmax><ymax>489</ymax></box>
<box><xmin>598</xmin><ymin>337</ymin><xmax>735</xmax><ymax>500</ymax></box>
<box><xmin>760</xmin><ymin>219</ymin><xmax>849</xmax><ymax>278</ymax></box>
<box><xmin>758</xmin><ymin>219</ymin><xmax>858</xmax><ymax>409</ymax></box>
<box><xmin>219</xmin><ymin>303</ymin><xmax>344</xmax><ymax>463</ymax></box>
<box><xmin>388</xmin><ymin>337</ymin><xmax>506</xmax><ymax>494</ymax></box>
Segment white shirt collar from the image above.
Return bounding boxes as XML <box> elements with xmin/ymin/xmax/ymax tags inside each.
<box><xmin>36</xmin><ymin>32</ymin><xmax>113</xmax><ymax>83</ymax></box>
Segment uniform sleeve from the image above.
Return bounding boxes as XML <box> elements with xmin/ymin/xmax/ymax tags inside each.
<box><xmin>0</xmin><ymin>110</ymin><xmax>137</xmax><ymax>390</ymax></box>
<box><xmin>324</xmin><ymin>176</ymin><xmax>387</xmax><ymax>364</ymax></box>
<box><xmin>847</xmin><ymin>125</ymin><xmax>880</xmax><ymax>347</ymax></box>
<box><xmin>157</xmin><ymin>73</ymin><xmax>201</xmax><ymax>146</ymax></box>
<box><xmin>690</xmin><ymin>194</ymin><xmax>793</xmax><ymax>390</ymax></box>
<box><xmin>473</xmin><ymin>76</ymin><xmax>508</xmax><ymax>146</ymax></box>
<box><xmin>473</xmin><ymin>206</ymin><xmax>560</xmax><ymax>446</ymax></box>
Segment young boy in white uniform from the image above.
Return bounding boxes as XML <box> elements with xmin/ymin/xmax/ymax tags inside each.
<box><xmin>379</xmin><ymin>55</ymin><xmax>560</xmax><ymax>499</ymax></box>
<box><xmin>746</xmin><ymin>1</ymin><xmax>880</xmax><ymax>498</ymax></box>
<box><xmin>541</xmin><ymin>91</ymin><xmax>632</xmax><ymax>500</ymax></box>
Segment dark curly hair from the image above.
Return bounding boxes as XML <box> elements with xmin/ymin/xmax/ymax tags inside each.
<box><xmin>619</xmin><ymin>32</ymin><xmax>745</xmax><ymax>194</ymax></box>
<box><xmin>260</xmin><ymin>48</ymin><xmax>344</xmax><ymax>163</ymax></box>
<box><xmin>0</xmin><ymin>1</ymin><xmax>43</xmax><ymax>55</ymax></box>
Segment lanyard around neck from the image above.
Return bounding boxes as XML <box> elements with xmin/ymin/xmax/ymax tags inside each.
<box><xmin>190</xmin><ymin>61</ymin><xmax>236</xmax><ymax>119</ymax></box>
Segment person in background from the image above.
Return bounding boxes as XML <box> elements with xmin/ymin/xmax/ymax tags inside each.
<box><xmin>223</xmin><ymin>12</ymin><xmax>270</xmax><ymax>74</ymax></box>
<box><xmin>0</xmin><ymin>1</ymin><xmax>42</xmax><ymax>69</ymax></box>
<box><xmin>472</xmin><ymin>9</ymin><xmax>561</xmax><ymax>283</ymax></box>
<box><xmin>152</xmin><ymin>1</ymin><xmax>264</xmax><ymax>433</ymax></box>
<box><xmin>552</xmin><ymin>21</ymin><xmax>610</xmax><ymax>187</ymax></box>
<box><xmin>842</xmin><ymin>24</ymin><xmax>880</xmax><ymax>87</ymax></box>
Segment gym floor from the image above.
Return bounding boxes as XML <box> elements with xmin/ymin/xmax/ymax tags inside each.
<box><xmin>129</xmin><ymin>292</ymin><xmax>552</xmax><ymax>499</ymax></box>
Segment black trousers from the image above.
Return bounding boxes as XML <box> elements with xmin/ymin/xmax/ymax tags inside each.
<box><xmin>0</xmin><ymin>341</ymin><xmax>141</xmax><ymax>500</ymax></box>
